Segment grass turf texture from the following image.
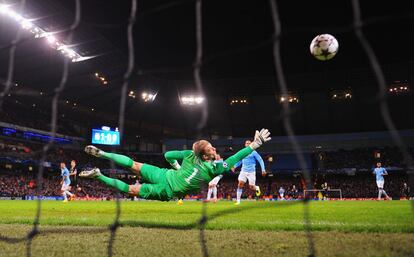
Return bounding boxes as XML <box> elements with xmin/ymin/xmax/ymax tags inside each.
<box><xmin>0</xmin><ymin>200</ymin><xmax>413</xmax><ymax>257</ymax></box>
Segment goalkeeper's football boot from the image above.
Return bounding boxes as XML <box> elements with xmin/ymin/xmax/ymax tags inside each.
<box><xmin>79</xmin><ymin>167</ymin><xmax>102</xmax><ymax>178</ymax></box>
<box><xmin>84</xmin><ymin>145</ymin><xmax>104</xmax><ymax>157</ymax></box>
<box><xmin>255</xmin><ymin>186</ymin><xmax>261</xmax><ymax>197</ymax></box>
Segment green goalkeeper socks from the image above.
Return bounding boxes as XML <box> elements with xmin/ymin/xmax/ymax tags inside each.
<box><xmin>101</xmin><ymin>152</ymin><xmax>134</xmax><ymax>168</ymax></box>
<box><xmin>97</xmin><ymin>175</ymin><xmax>130</xmax><ymax>194</ymax></box>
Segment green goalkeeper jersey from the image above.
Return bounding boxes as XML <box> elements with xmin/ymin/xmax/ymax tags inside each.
<box><xmin>164</xmin><ymin>147</ymin><xmax>253</xmax><ymax>198</ymax></box>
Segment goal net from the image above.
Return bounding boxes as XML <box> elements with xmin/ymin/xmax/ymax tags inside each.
<box><xmin>303</xmin><ymin>189</ymin><xmax>343</xmax><ymax>200</ymax></box>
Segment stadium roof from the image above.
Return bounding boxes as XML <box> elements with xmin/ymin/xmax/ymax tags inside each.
<box><xmin>1</xmin><ymin>0</ymin><xmax>413</xmax><ymax>138</ymax></box>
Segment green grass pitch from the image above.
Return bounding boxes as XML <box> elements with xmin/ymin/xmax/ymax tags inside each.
<box><xmin>0</xmin><ymin>200</ymin><xmax>413</xmax><ymax>257</ymax></box>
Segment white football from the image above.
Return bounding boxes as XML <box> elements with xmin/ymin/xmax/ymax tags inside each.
<box><xmin>310</xmin><ymin>34</ymin><xmax>339</xmax><ymax>61</ymax></box>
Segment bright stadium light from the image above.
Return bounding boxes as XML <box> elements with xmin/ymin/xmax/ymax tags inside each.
<box><xmin>141</xmin><ymin>91</ymin><xmax>157</xmax><ymax>103</ymax></box>
<box><xmin>180</xmin><ymin>95</ymin><xmax>204</xmax><ymax>106</ymax></box>
<box><xmin>93</xmin><ymin>72</ymin><xmax>108</xmax><ymax>85</ymax></box>
<box><xmin>21</xmin><ymin>19</ymin><xmax>33</xmax><ymax>29</ymax></box>
<box><xmin>279</xmin><ymin>94</ymin><xmax>299</xmax><ymax>103</ymax></box>
<box><xmin>128</xmin><ymin>90</ymin><xmax>136</xmax><ymax>98</ymax></box>
<box><xmin>46</xmin><ymin>35</ymin><xmax>57</xmax><ymax>44</ymax></box>
<box><xmin>230</xmin><ymin>97</ymin><xmax>248</xmax><ymax>105</ymax></box>
<box><xmin>0</xmin><ymin>4</ymin><xmax>8</xmax><ymax>13</ymax></box>
<box><xmin>331</xmin><ymin>90</ymin><xmax>353</xmax><ymax>101</ymax></box>
<box><xmin>0</xmin><ymin>4</ymin><xmax>85</xmax><ymax>62</ymax></box>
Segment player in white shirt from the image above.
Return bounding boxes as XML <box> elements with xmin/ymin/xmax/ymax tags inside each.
<box><xmin>207</xmin><ymin>174</ymin><xmax>223</xmax><ymax>202</ymax></box>
<box><xmin>206</xmin><ymin>153</ymin><xmax>224</xmax><ymax>202</ymax></box>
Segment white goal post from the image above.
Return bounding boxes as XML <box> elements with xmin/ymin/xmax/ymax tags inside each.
<box><xmin>303</xmin><ymin>189</ymin><xmax>342</xmax><ymax>200</ymax></box>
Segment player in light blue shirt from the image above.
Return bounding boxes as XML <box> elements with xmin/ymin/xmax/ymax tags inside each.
<box><xmin>232</xmin><ymin>140</ymin><xmax>266</xmax><ymax>205</ymax></box>
<box><xmin>373</xmin><ymin>162</ymin><xmax>391</xmax><ymax>200</ymax></box>
<box><xmin>279</xmin><ymin>186</ymin><xmax>285</xmax><ymax>200</ymax></box>
<box><xmin>60</xmin><ymin>162</ymin><xmax>74</xmax><ymax>203</ymax></box>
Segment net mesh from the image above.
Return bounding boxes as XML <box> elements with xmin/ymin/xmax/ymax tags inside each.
<box><xmin>0</xmin><ymin>0</ymin><xmax>412</xmax><ymax>257</ymax></box>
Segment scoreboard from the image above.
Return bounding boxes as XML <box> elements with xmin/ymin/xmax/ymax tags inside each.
<box><xmin>91</xmin><ymin>126</ymin><xmax>120</xmax><ymax>145</ymax></box>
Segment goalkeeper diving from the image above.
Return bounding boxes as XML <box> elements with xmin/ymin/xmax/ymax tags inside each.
<box><xmin>79</xmin><ymin>129</ymin><xmax>271</xmax><ymax>201</ymax></box>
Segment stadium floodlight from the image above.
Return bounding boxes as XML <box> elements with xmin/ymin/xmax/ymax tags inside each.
<box><xmin>0</xmin><ymin>4</ymin><xmax>85</xmax><ymax>62</ymax></box>
<box><xmin>180</xmin><ymin>95</ymin><xmax>204</xmax><ymax>106</ymax></box>
<box><xmin>21</xmin><ymin>19</ymin><xmax>33</xmax><ymax>29</ymax></box>
<box><xmin>141</xmin><ymin>91</ymin><xmax>157</xmax><ymax>103</ymax></box>
<box><xmin>388</xmin><ymin>81</ymin><xmax>410</xmax><ymax>95</ymax></box>
<box><xmin>230</xmin><ymin>97</ymin><xmax>248</xmax><ymax>105</ymax></box>
<box><xmin>93</xmin><ymin>72</ymin><xmax>108</xmax><ymax>85</ymax></box>
<box><xmin>128</xmin><ymin>90</ymin><xmax>136</xmax><ymax>98</ymax></box>
<box><xmin>331</xmin><ymin>90</ymin><xmax>353</xmax><ymax>101</ymax></box>
<box><xmin>279</xmin><ymin>94</ymin><xmax>299</xmax><ymax>103</ymax></box>
<box><xmin>46</xmin><ymin>35</ymin><xmax>57</xmax><ymax>44</ymax></box>
<box><xmin>0</xmin><ymin>4</ymin><xmax>8</xmax><ymax>13</ymax></box>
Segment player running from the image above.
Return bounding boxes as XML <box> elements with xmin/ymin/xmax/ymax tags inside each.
<box><xmin>279</xmin><ymin>186</ymin><xmax>285</xmax><ymax>200</ymax></box>
<box><xmin>373</xmin><ymin>162</ymin><xmax>391</xmax><ymax>200</ymax></box>
<box><xmin>232</xmin><ymin>140</ymin><xmax>266</xmax><ymax>205</ymax></box>
<box><xmin>60</xmin><ymin>162</ymin><xmax>74</xmax><ymax>203</ymax></box>
<box><xmin>79</xmin><ymin>129</ymin><xmax>271</xmax><ymax>201</ymax></box>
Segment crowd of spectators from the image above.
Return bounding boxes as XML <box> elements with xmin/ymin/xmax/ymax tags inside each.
<box><xmin>1</xmin><ymin>170</ymin><xmax>409</xmax><ymax>200</ymax></box>
<box><xmin>194</xmin><ymin>172</ymin><xmax>410</xmax><ymax>200</ymax></box>
<box><xmin>319</xmin><ymin>147</ymin><xmax>414</xmax><ymax>170</ymax></box>
<box><xmin>0</xmin><ymin>104</ymin><xmax>81</xmax><ymax>137</ymax></box>
<box><xmin>0</xmin><ymin>137</ymin><xmax>412</xmax><ymax>200</ymax></box>
<box><xmin>0</xmin><ymin>173</ymin><xmax>120</xmax><ymax>199</ymax></box>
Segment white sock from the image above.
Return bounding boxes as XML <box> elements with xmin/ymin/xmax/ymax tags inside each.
<box><xmin>383</xmin><ymin>190</ymin><xmax>389</xmax><ymax>198</ymax></box>
<box><xmin>213</xmin><ymin>187</ymin><xmax>217</xmax><ymax>199</ymax></box>
<box><xmin>207</xmin><ymin>188</ymin><xmax>212</xmax><ymax>200</ymax></box>
<box><xmin>66</xmin><ymin>190</ymin><xmax>73</xmax><ymax>197</ymax></box>
<box><xmin>236</xmin><ymin>188</ymin><xmax>242</xmax><ymax>203</ymax></box>
<box><xmin>63</xmin><ymin>192</ymin><xmax>67</xmax><ymax>201</ymax></box>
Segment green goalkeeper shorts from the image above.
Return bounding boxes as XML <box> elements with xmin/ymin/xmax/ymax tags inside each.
<box><xmin>139</xmin><ymin>164</ymin><xmax>173</xmax><ymax>201</ymax></box>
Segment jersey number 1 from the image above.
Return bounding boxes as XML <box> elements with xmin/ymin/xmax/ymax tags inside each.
<box><xmin>185</xmin><ymin>168</ymin><xmax>199</xmax><ymax>184</ymax></box>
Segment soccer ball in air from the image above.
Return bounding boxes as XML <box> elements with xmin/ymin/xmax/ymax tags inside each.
<box><xmin>309</xmin><ymin>34</ymin><xmax>339</xmax><ymax>61</ymax></box>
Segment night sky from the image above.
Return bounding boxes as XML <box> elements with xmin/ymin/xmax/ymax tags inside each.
<box><xmin>1</xmin><ymin>0</ymin><xmax>414</xmax><ymax>137</ymax></box>
<box><xmin>47</xmin><ymin>0</ymin><xmax>413</xmax><ymax>81</ymax></box>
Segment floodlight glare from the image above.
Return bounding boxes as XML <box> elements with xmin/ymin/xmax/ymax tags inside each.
<box><xmin>0</xmin><ymin>4</ymin><xmax>9</xmax><ymax>13</ymax></box>
<box><xmin>21</xmin><ymin>19</ymin><xmax>33</xmax><ymax>29</ymax></box>
<box><xmin>180</xmin><ymin>95</ymin><xmax>204</xmax><ymax>106</ymax></box>
<box><xmin>0</xmin><ymin>4</ymin><xmax>87</xmax><ymax>62</ymax></box>
<box><xmin>46</xmin><ymin>35</ymin><xmax>56</xmax><ymax>44</ymax></box>
<box><xmin>141</xmin><ymin>91</ymin><xmax>157</xmax><ymax>103</ymax></box>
